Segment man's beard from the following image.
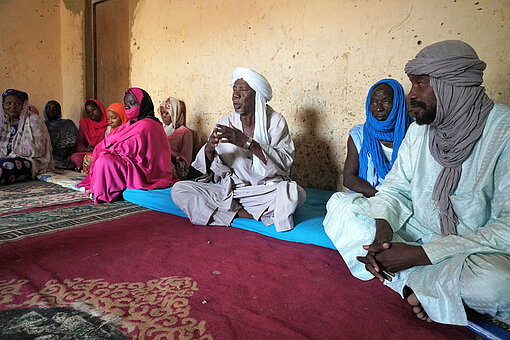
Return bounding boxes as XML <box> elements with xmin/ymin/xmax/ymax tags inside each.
<box><xmin>410</xmin><ymin>99</ymin><xmax>437</xmax><ymax>125</ymax></box>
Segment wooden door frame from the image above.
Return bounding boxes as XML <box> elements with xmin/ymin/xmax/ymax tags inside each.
<box><xmin>89</xmin><ymin>0</ymin><xmax>110</xmax><ymax>99</ymax></box>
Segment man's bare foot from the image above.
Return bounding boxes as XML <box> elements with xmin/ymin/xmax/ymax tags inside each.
<box><xmin>237</xmin><ymin>208</ymin><xmax>254</xmax><ymax>219</ymax></box>
<box><xmin>407</xmin><ymin>293</ymin><xmax>432</xmax><ymax>322</ymax></box>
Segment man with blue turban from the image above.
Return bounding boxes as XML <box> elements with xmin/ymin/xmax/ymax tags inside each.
<box><xmin>324</xmin><ymin>40</ymin><xmax>510</xmax><ymax>325</ymax></box>
<box><xmin>172</xmin><ymin>67</ymin><xmax>305</xmax><ymax>232</ymax></box>
<box><xmin>343</xmin><ymin>79</ymin><xmax>413</xmax><ymax>197</ymax></box>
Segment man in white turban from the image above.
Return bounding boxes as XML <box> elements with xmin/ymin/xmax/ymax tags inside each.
<box><xmin>324</xmin><ymin>40</ymin><xmax>510</xmax><ymax>326</ymax></box>
<box><xmin>172</xmin><ymin>67</ymin><xmax>305</xmax><ymax>232</ymax></box>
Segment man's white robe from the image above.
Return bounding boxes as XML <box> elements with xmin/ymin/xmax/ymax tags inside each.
<box><xmin>324</xmin><ymin>104</ymin><xmax>510</xmax><ymax>325</ymax></box>
<box><xmin>172</xmin><ymin>106</ymin><xmax>305</xmax><ymax>232</ymax></box>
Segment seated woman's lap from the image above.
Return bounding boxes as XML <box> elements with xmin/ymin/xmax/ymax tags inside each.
<box><xmin>0</xmin><ymin>157</ymin><xmax>32</xmax><ymax>185</ymax></box>
<box><xmin>91</xmin><ymin>153</ymin><xmax>128</xmax><ymax>202</ymax></box>
<box><xmin>70</xmin><ymin>152</ymin><xmax>89</xmax><ymax>168</ymax></box>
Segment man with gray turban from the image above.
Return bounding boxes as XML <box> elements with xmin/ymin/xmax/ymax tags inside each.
<box><xmin>172</xmin><ymin>67</ymin><xmax>305</xmax><ymax>232</ymax></box>
<box><xmin>324</xmin><ymin>40</ymin><xmax>510</xmax><ymax>325</ymax></box>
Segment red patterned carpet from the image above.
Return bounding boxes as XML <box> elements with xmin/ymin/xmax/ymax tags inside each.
<box><xmin>0</xmin><ymin>208</ymin><xmax>473</xmax><ymax>339</ymax></box>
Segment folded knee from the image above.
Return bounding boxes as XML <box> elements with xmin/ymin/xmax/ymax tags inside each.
<box><xmin>171</xmin><ymin>180</ymin><xmax>194</xmax><ymax>199</ymax></box>
<box><xmin>460</xmin><ymin>254</ymin><xmax>510</xmax><ymax>309</ymax></box>
<box><xmin>297</xmin><ymin>185</ymin><xmax>307</xmax><ymax>208</ymax></box>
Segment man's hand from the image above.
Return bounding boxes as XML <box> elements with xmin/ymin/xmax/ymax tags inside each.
<box><xmin>356</xmin><ymin>218</ymin><xmax>395</xmax><ymax>282</ymax></box>
<box><xmin>363</xmin><ymin>219</ymin><xmax>394</xmax><ymax>252</ymax></box>
<box><xmin>357</xmin><ymin>251</ymin><xmax>395</xmax><ymax>283</ymax></box>
<box><xmin>215</xmin><ymin>123</ymin><xmax>249</xmax><ymax>148</ymax></box>
<box><xmin>205</xmin><ymin>126</ymin><xmax>221</xmax><ymax>161</ymax></box>
<box><xmin>375</xmin><ymin>243</ymin><xmax>431</xmax><ymax>273</ymax></box>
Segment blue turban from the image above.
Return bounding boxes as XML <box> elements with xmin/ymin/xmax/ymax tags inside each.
<box><xmin>2</xmin><ymin>89</ymin><xmax>29</xmax><ymax>103</ymax></box>
<box><xmin>358</xmin><ymin>79</ymin><xmax>413</xmax><ymax>182</ymax></box>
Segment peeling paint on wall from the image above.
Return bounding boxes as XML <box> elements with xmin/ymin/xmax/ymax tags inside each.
<box><xmin>62</xmin><ymin>0</ymin><xmax>84</xmax><ymax>15</ymax></box>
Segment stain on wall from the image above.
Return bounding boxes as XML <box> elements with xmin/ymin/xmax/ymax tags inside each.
<box><xmin>62</xmin><ymin>0</ymin><xmax>84</xmax><ymax>15</ymax></box>
<box><xmin>129</xmin><ymin>0</ymin><xmax>510</xmax><ymax>191</ymax></box>
<box><xmin>0</xmin><ymin>0</ymin><xmax>63</xmax><ymax>116</ymax></box>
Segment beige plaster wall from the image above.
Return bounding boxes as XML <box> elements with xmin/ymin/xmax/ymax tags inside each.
<box><xmin>0</xmin><ymin>0</ymin><xmax>63</xmax><ymax>116</ymax></box>
<box><xmin>129</xmin><ymin>0</ymin><xmax>509</xmax><ymax>191</ymax></box>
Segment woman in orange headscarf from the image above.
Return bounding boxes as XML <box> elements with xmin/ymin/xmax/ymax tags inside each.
<box><xmin>82</xmin><ymin>102</ymin><xmax>128</xmax><ymax>174</ymax></box>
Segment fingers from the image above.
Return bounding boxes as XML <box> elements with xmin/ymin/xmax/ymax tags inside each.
<box><xmin>215</xmin><ymin>124</ymin><xmax>232</xmax><ymax>143</ymax></box>
<box><xmin>365</xmin><ymin>252</ymin><xmax>379</xmax><ymax>273</ymax></box>
<box><xmin>363</xmin><ymin>242</ymin><xmax>390</xmax><ymax>253</ymax></box>
<box><xmin>357</xmin><ymin>255</ymin><xmax>391</xmax><ymax>283</ymax></box>
<box><xmin>217</xmin><ymin>123</ymin><xmax>244</xmax><ymax>146</ymax></box>
<box><xmin>363</xmin><ymin>229</ymin><xmax>392</xmax><ymax>252</ymax></box>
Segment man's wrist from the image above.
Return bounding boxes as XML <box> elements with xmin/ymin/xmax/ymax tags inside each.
<box><xmin>416</xmin><ymin>246</ymin><xmax>432</xmax><ymax>266</ymax></box>
<box><xmin>205</xmin><ymin>147</ymin><xmax>215</xmax><ymax>161</ymax></box>
<box><xmin>244</xmin><ymin>136</ymin><xmax>253</xmax><ymax>150</ymax></box>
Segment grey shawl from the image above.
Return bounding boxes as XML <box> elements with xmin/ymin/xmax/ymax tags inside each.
<box><xmin>405</xmin><ymin>40</ymin><xmax>494</xmax><ymax>236</ymax></box>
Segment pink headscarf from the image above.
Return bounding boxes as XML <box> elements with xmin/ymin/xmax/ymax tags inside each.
<box><xmin>125</xmin><ymin>88</ymin><xmax>144</xmax><ymax>121</ymax></box>
<box><xmin>79</xmin><ymin>99</ymin><xmax>108</xmax><ymax>146</ymax></box>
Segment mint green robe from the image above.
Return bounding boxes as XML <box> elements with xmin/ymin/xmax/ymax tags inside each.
<box><xmin>324</xmin><ymin>104</ymin><xmax>510</xmax><ymax>325</ymax></box>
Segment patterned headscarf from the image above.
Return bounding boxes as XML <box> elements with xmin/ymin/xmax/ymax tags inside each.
<box><xmin>405</xmin><ymin>40</ymin><xmax>494</xmax><ymax>236</ymax></box>
<box><xmin>231</xmin><ymin>67</ymin><xmax>273</xmax><ymax>175</ymax></box>
<box><xmin>2</xmin><ymin>89</ymin><xmax>28</xmax><ymax>103</ymax></box>
<box><xmin>0</xmin><ymin>89</ymin><xmax>30</xmax><ymax>134</ymax></box>
<box><xmin>359</xmin><ymin>79</ymin><xmax>413</xmax><ymax>182</ymax></box>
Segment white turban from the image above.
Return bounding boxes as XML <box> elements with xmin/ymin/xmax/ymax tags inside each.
<box><xmin>231</xmin><ymin>67</ymin><xmax>273</xmax><ymax>175</ymax></box>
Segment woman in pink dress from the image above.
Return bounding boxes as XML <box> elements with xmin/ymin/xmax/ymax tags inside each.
<box><xmin>159</xmin><ymin>96</ymin><xmax>193</xmax><ymax>179</ymax></box>
<box><xmin>79</xmin><ymin>88</ymin><xmax>177</xmax><ymax>203</ymax></box>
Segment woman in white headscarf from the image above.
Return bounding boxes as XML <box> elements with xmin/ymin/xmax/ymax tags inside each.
<box><xmin>158</xmin><ymin>97</ymin><xmax>193</xmax><ymax>179</ymax></box>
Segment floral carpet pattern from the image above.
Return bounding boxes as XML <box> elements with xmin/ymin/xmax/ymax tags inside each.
<box><xmin>0</xmin><ymin>180</ymin><xmax>89</xmax><ymax>215</ymax></box>
<box><xmin>0</xmin><ymin>277</ymin><xmax>211</xmax><ymax>339</ymax></box>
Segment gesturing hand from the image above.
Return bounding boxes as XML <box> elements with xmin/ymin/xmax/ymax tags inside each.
<box><xmin>215</xmin><ymin>123</ymin><xmax>249</xmax><ymax>148</ymax></box>
<box><xmin>204</xmin><ymin>127</ymin><xmax>221</xmax><ymax>161</ymax></box>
